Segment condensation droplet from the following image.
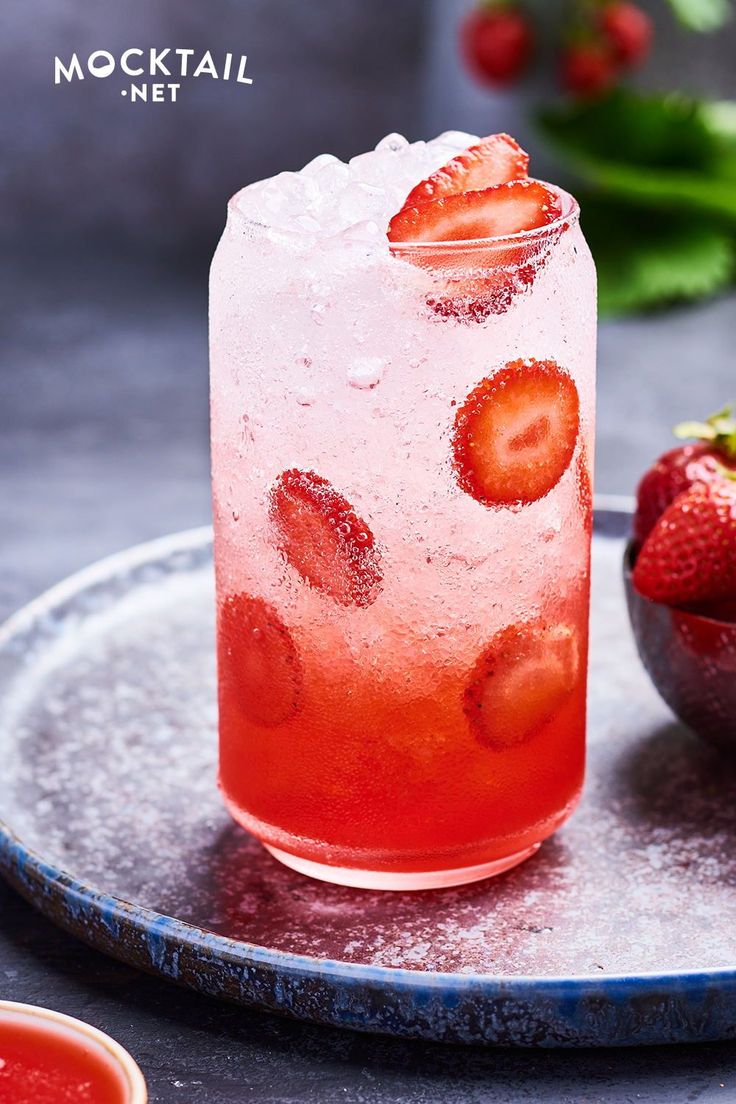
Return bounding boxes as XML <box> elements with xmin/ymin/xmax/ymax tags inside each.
<box><xmin>348</xmin><ymin>356</ymin><xmax>386</xmax><ymax>390</ymax></box>
<box><xmin>239</xmin><ymin>413</ymin><xmax>254</xmax><ymax>446</ymax></box>
<box><xmin>295</xmin><ymin>387</ymin><xmax>315</xmax><ymax>407</ymax></box>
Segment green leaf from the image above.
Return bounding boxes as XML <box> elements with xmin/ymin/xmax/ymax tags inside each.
<box><xmin>579</xmin><ymin>195</ymin><xmax>735</xmax><ymax>315</ymax></box>
<box><xmin>666</xmin><ymin>0</ymin><xmax>732</xmax><ymax>31</ymax></box>
<box><xmin>539</xmin><ymin>91</ymin><xmax>736</xmax><ymax>223</ymax></box>
<box><xmin>674</xmin><ymin>406</ymin><xmax>736</xmax><ymax>458</ymax></box>
<box><xmin>702</xmin><ymin>100</ymin><xmax>736</xmax><ymax>140</ymax></box>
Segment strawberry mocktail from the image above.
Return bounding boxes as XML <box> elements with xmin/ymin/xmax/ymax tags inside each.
<box><xmin>210</xmin><ymin>132</ymin><xmax>596</xmax><ymax>889</ymax></box>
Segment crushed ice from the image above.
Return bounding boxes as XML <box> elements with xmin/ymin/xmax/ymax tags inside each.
<box><xmin>229</xmin><ymin>131</ymin><xmax>480</xmax><ymax>242</ymax></box>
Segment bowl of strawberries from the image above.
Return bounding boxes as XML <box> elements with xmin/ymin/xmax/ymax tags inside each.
<box><xmin>625</xmin><ymin>405</ymin><xmax>736</xmax><ymax>753</ymax></box>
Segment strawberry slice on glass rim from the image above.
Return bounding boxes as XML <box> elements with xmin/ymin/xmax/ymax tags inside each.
<box><xmin>388</xmin><ymin>179</ymin><xmax>559</xmax><ymax>245</ymax></box>
<box><xmin>401</xmin><ymin>133</ymin><xmax>529</xmax><ymax>209</ymax></box>
<box><xmin>388</xmin><ymin>177</ymin><xmax>564</xmax><ymax>321</ymax></box>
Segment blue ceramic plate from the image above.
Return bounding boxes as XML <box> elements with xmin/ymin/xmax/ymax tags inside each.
<box><xmin>1</xmin><ymin>506</ymin><xmax>735</xmax><ymax>1048</ymax></box>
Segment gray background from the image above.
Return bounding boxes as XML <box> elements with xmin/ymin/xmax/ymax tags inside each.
<box><xmin>2</xmin><ymin>0</ymin><xmax>736</xmax><ymax>1101</ymax></box>
<box><xmin>3</xmin><ymin>0</ymin><xmax>735</xmax><ymax>251</ymax></box>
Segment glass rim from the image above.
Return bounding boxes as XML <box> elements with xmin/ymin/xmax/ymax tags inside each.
<box><xmin>226</xmin><ymin>182</ymin><xmax>579</xmax><ymax>250</ymax></box>
<box><xmin>388</xmin><ymin>184</ymin><xmax>579</xmax><ymax>255</ymax></box>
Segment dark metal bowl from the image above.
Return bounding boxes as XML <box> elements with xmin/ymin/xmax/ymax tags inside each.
<box><xmin>624</xmin><ymin>543</ymin><xmax>736</xmax><ymax>754</ymax></box>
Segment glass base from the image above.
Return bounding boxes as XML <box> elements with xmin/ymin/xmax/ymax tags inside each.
<box><xmin>263</xmin><ymin>842</ymin><xmax>541</xmax><ymax>891</ymax></box>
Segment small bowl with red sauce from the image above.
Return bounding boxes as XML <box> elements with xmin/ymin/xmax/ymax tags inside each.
<box><xmin>0</xmin><ymin>1001</ymin><xmax>147</xmax><ymax>1104</ymax></box>
<box><xmin>624</xmin><ymin>545</ymin><xmax>736</xmax><ymax>754</ymax></box>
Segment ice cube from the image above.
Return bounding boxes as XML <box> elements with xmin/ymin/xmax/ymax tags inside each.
<box><xmin>311</xmin><ymin>159</ymin><xmax>350</xmax><ymax>194</ymax></box>
<box><xmin>348</xmin><ymin>149</ymin><xmax>382</xmax><ymax>182</ymax></box>
<box><xmin>430</xmin><ymin>130</ymin><xmax>479</xmax><ymax>152</ymax></box>
<box><xmin>229</xmin><ymin>133</ymin><xmax>488</xmax><ymax>238</ymax></box>
<box><xmin>301</xmin><ymin>153</ymin><xmax>342</xmax><ymax>175</ymax></box>
<box><xmin>295</xmin><ymin>214</ymin><xmax>321</xmax><ymax>232</ymax></box>
<box><xmin>375</xmin><ymin>133</ymin><xmax>410</xmax><ymax>153</ymax></box>
<box><xmin>337</xmin><ymin>219</ymin><xmax>383</xmax><ymax>243</ymax></box>
<box><xmin>336</xmin><ymin>181</ymin><xmax>385</xmax><ymax>231</ymax></box>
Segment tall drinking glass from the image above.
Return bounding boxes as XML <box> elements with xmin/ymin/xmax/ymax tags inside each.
<box><xmin>210</xmin><ymin>148</ymin><xmax>596</xmax><ymax>890</ymax></box>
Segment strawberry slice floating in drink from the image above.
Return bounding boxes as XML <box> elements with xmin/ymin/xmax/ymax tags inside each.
<box><xmin>464</xmin><ymin>621</ymin><xmax>580</xmax><ymax>750</ymax></box>
<box><xmin>452</xmin><ymin>358</ymin><xmax>580</xmax><ymax>507</ymax></box>
<box><xmin>270</xmin><ymin>468</ymin><xmax>383</xmax><ymax>607</ymax></box>
<box><xmin>218</xmin><ymin>593</ymin><xmax>303</xmax><ymax>727</ymax></box>
<box><xmin>401</xmin><ymin>133</ymin><xmax>529</xmax><ymax>209</ymax></box>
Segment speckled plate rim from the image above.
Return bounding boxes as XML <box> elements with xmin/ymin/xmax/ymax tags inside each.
<box><xmin>2</xmin><ymin>503</ymin><xmax>736</xmax><ymax>1048</ymax></box>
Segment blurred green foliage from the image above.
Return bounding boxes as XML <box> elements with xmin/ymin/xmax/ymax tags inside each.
<box><xmin>666</xmin><ymin>0</ymin><xmax>732</xmax><ymax>31</ymax></box>
<box><xmin>539</xmin><ymin>91</ymin><xmax>736</xmax><ymax>314</ymax></box>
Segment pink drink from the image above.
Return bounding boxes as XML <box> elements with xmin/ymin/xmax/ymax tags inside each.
<box><xmin>210</xmin><ymin>132</ymin><xmax>596</xmax><ymax>889</ymax></box>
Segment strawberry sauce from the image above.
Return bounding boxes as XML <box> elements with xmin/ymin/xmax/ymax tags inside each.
<box><xmin>0</xmin><ymin>1016</ymin><xmax>127</xmax><ymax>1104</ymax></box>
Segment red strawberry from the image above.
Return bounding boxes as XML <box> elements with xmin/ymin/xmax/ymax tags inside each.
<box><xmin>401</xmin><ymin>134</ymin><xmax>529</xmax><ymax>211</ymax></box>
<box><xmin>388</xmin><ymin>179</ymin><xmax>561</xmax><ymax>245</ymax></box>
<box><xmin>269</xmin><ymin>469</ymin><xmax>382</xmax><ymax>608</ymax></box>
<box><xmin>600</xmin><ymin>2</ymin><xmax>653</xmax><ymax>66</ymax></box>
<box><xmin>633</xmin><ymin>479</ymin><xmax>736</xmax><ymax>607</ymax></box>
<box><xmin>560</xmin><ymin>40</ymin><xmax>618</xmax><ymax>98</ymax></box>
<box><xmin>218</xmin><ymin>593</ymin><xmax>302</xmax><ymax>727</ymax></box>
<box><xmin>633</xmin><ymin>406</ymin><xmax>736</xmax><ymax>546</ymax></box>
<box><xmin>464</xmin><ymin>621</ymin><xmax>580</xmax><ymax>750</ymax></box>
<box><xmin>452</xmin><ymin>359</ymin><xmax>580</xmax><ymax>507</ymax></box>
<box><xmin>461</xmin><ymin>4</ymin><xmax>534</xmax><ymax>87</ymax></box>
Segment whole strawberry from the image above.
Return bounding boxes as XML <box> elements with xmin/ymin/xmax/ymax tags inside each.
<box><xmin>632</xmin><ymin>478</ymin><xmax>736</xmax><ymax>607</ymax></box>
<box><xmin>633</xmin><ymin>406</ymin><xmax>736</xmax><ymax>547</ymax></box>
<box><xmin>600</xmin><ymin>2</ymin><xmax>653</xmax><ymax>67</ymax></box>
<box><xmin>560</xmin><ymin>40</ymin><xmax>618</xmax><ymax>98</ymax></box>
<box><xmin>461</xmin><ymin>2</ymin><xmax>534</xmax><ymax>87</ymax></box>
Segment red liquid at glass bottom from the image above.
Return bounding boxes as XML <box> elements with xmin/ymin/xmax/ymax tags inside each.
<box><xmin>218</xmin><ymin>597</ymin><xmax>588</xmax><ymax>889</ymax></box>
<box><xmin>0</xmin><ymin>1019</ymin><xmax>127</xmax><ymax>1104</ymax></box>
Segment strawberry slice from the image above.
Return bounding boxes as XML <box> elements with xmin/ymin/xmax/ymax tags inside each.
<box><xmin>269</xmin><ymin>469</ymin><xmax>382</xmax><ymax>607</ymax></box>
<box><xmin>218</xmin><ymin>593</ymin><xmax>302</xmax><ymax>727</ymax></box>
<box><xmin>464</xmin><ymin>621</ymin><xmax>580</xmax><ymax>750</ymax></box>
<box><xmin>633</xmin><ymin>479</ymin><xmax>736</xmax><ymax>607</ymax></box>
<box><xmin>389</xmin><ymin>180</ymin><xmax>563</xmax><ymax>321</ymax></box>
<box><xmin>452</xmin><ymin>359</ymin><xmax>580</xmax><ymax>507</ymax></box>
<box><xmin>388</xmin><ymin>179</ymin><xmax>561</xmax><ymax>245</ymax></box>
<box><xmin>401</xmin><ymin>133</ymin><xmax>529</xmax><ymax>210</ymax></box>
